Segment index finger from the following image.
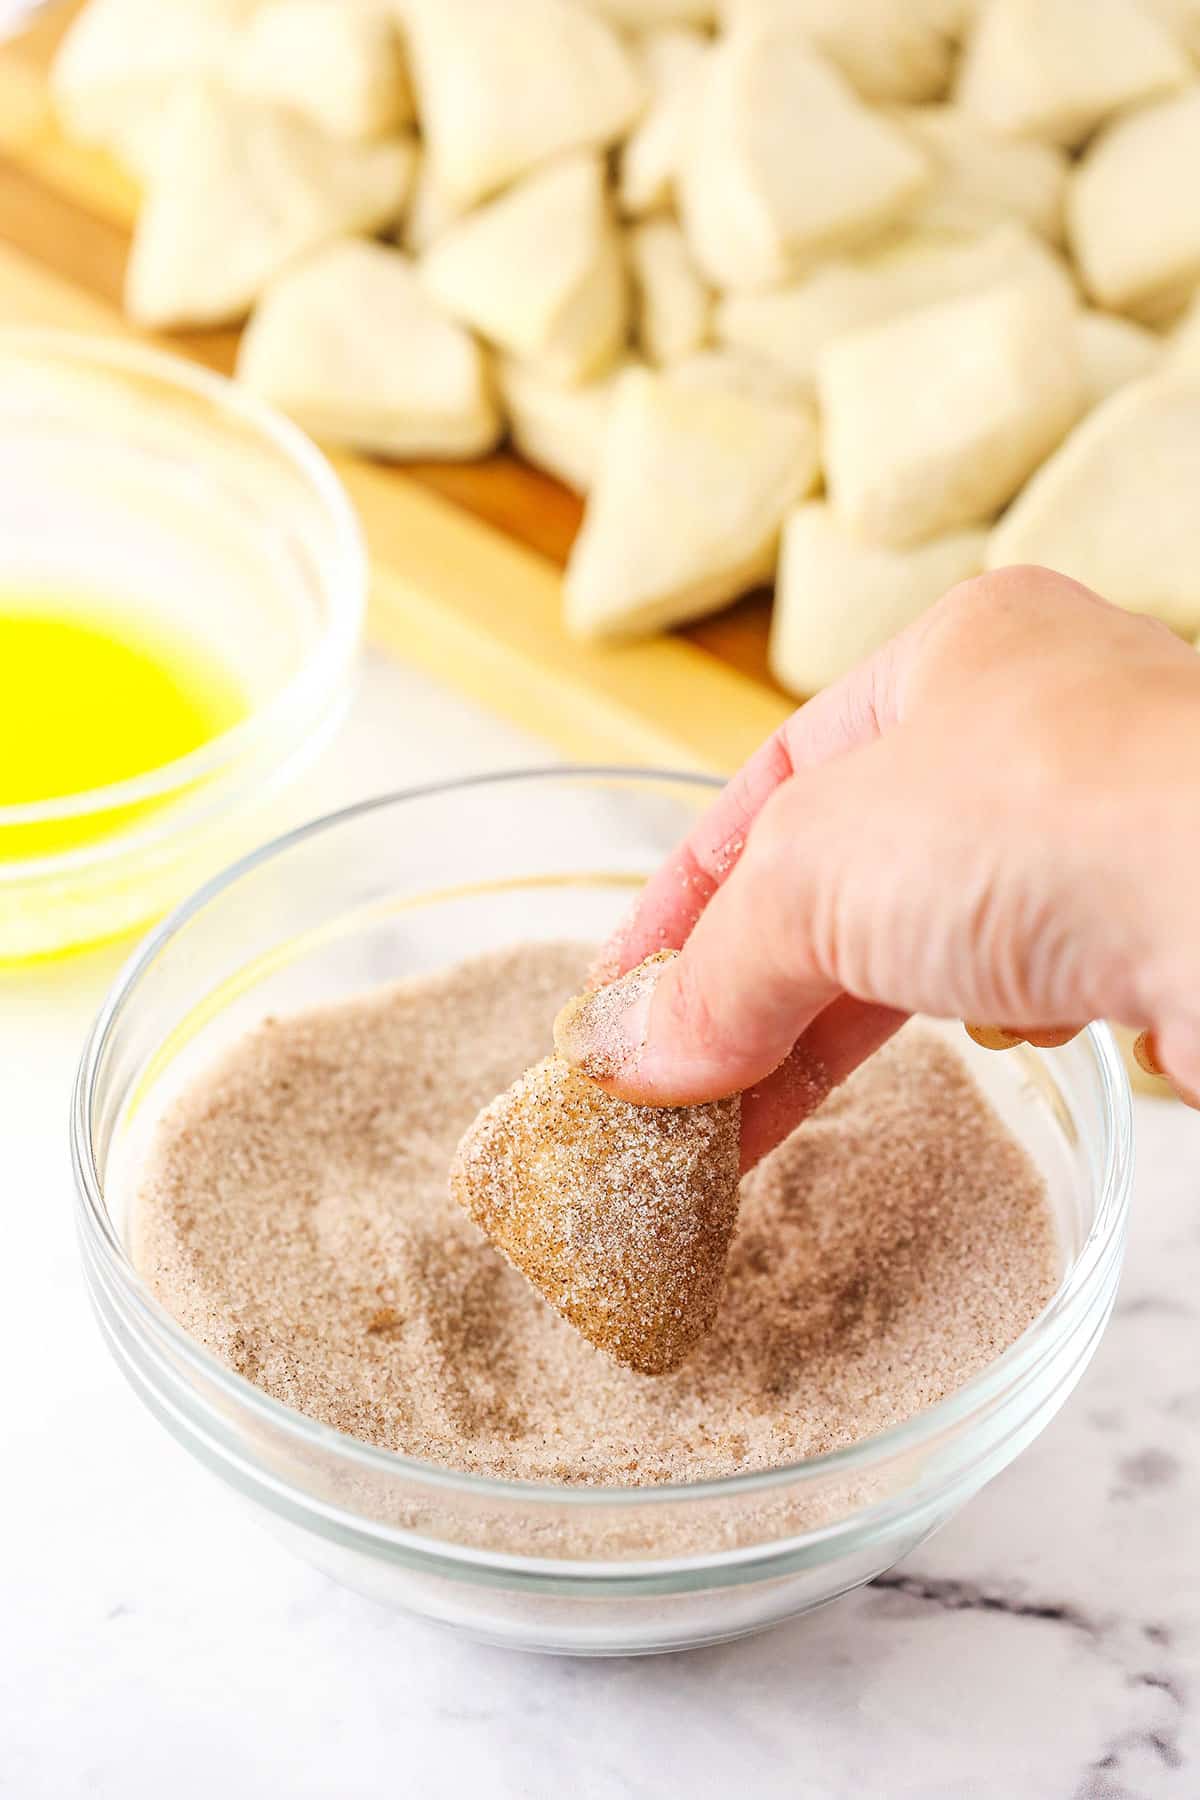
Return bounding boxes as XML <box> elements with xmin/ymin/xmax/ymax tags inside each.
<box><xmin>595</xmin><ymin>635</ymin><xmax>905</xmax><ymax>983</ymax></box>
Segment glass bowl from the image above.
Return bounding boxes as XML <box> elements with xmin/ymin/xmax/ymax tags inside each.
<box><xmin>0</xmin><ymin>331</ymin><xmax>364</xmax><ymax>960</ymax></box>
<box><xmin>72</xmin><ymin>769</ymin><xmax>1133</xmax><ymax>1655</ymax></box>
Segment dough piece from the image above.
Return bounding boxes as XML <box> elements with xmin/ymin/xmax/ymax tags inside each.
<box><xmin>897</xmin><ymin>104</ymin><xmax>1068</xmax><ymax>243</ymax></box>
<box><xmin>618</xmin><ymin>26</ymin><xmax>709</xmax><ymax>217</ymax></box>
<box><xmin>1138</xmin><ymin>0</ymin><xmax>1200</xmax><ymax>62</ymax></box>
<box><xmin>771</xmin><ymin>503</ymin><xmax>986</xmax><ymax>694</ymax></box>
<box><xmin>629</xmin><ymin>217</ymin><xmax>711</xmax><ymax>365</ymax></box>
<box><xmin>571</xmin><ymin>0</ymin><xmax>715</xmax><ymax>20</ymax></box>
<box><xmin>125</xmin><ymin>82</ymin><xmax>413</xmax><ymax>328</ymax></box>
<box><xmin>398</xmin><ymin>0</ymin><xmax>643</xmax><ymax>212</ymax></box>
<box><xmin>564</xmin><ymin>365</ymin><xmax>818</xmax><ymax>638</ymax></box>
<box><xmin>1167</xmin><ymin>294</ymin><xmax>1200</xmax><ymax>373</ymax></box>
<box><xmin>499</xmin><ymin>356</ymin><xmax>631</xmax><ymax>491</ymax></box>
<box><xmin>401</xmin><ymin>150</ymin><xmax>467</xmax><ymax>254</ymax></box>
<box><xmin>671</xmin><ymin>346</ymin><xmax>813</xmax><ymax>412</ymax></box>
<box><xmin>987</xmin><ymin>375</ymin><xmax>1200</xmax><ymax>637</ymax></box>
<box><xmin>726</xmin><ymin>0</ymin><xmax>959</xmax><ymax>104</ymax></box>
<box><xmin>237</xmin><ymin>240</ymin><xmax>500</xmax><ymax>458</ymax></box>
<box><xmin>955</xmin><ymin>0</ymin><xmax>1188</xmax><ymax>149</ymax></box>
<box><xmin>677</xmin><ymin>28</ymin><xmax>929</xmax><ymax>290</ymax></box>
<box><xmin>231</xmin><ymin>0</ymin><xmax>413</xmax><ymax>139</ymax></box>
<box><xmin>50</xmin><ymin>0</ymin><xmax>254</xmax><ymax>169</ymax></box>
<box><xmin>450</xmin><ymin>1049</ymin><xmax>741</xmax><ymax>1375</ymax></box>
<box><xmin>818</xmin><ymin>280</ymin><xmax>1083</xmax><ymax>546</ymax></box>
<box><xmin>422</xmin><ymin>152</ymin><xmax>627</xmax><ymax>385</ymax></box>
<box><xmin>1067</xmin><ymin>91</ymin><xmax>1200</xmax><ymax>325</ymax></box>
<box><xmin>1076</xmin><ymin>310</ymin><xmax>1160</xmax><ymax>408</ymax></box>
<box><xmin>717</xmin><ymin>222</ymin><xmax>1074</xmax><ymax>396</ymax></box>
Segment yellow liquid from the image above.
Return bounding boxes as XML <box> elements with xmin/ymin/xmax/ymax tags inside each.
<box><xmin>0</xmin><ymin>594</ymin><xmax>247</xmax><ymax>860</ymax></box>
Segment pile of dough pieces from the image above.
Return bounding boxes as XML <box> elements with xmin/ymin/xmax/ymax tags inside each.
<box><xmin>54</xmin><ymin>0</ymin><xmax>1200</xmax><ymax>687</ymax></box>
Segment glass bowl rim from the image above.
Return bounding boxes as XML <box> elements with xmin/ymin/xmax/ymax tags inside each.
<box><xmin>0</xmin><ymin>329</ymin><xmax>365</xmax><ymax>854</ymax></box>
<box><xmin>71</xmin><ymin>764</ymin><xmax>1135</xmax><ymax>1509</ymax></box>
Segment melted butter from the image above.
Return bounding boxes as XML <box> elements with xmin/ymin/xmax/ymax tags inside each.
<box><xmin>0</xmin><ymin>593</ymin><xmax>247</xmax><ymax>860</ymax></box>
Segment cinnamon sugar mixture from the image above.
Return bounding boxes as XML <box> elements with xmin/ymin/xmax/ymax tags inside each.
<box><xmin>134</xmin><ymin>941</ymin><xmax>1060</xmax><ymax>1487</ymax></box>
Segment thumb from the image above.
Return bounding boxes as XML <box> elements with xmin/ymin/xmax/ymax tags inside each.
<box><xmin>555</xmin><ymin>779</ymin><xmax>842</xmax><ymax>1105</ymax></box>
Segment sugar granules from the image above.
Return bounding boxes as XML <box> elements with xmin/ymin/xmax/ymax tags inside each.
<box><xmin>134</xmin><ymin>941</ymin><xmax>1060</xmax><ymax>1488</ymax></box>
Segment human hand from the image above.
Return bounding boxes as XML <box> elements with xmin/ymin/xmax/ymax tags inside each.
<box><xmin>555</xmin><ymin>566</ymin><xmax>1200</xmax><ymax>1167</ymax></box>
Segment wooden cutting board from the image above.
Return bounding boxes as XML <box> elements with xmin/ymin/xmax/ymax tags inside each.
<box><xmin>0</xmin><ymin>3</ymin><xmax>795</xmax><ymax>774</ymax></box>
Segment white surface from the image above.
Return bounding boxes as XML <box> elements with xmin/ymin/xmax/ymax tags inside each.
<box><xmin>3</xmin><ymin>652</ymin><xmax>1199</xmax><ymax>1799</ymax></box>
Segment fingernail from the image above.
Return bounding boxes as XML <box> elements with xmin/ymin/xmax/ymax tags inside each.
<box><xmin>1133</xmin><ymin>1030</ymin><xmax>1163</xmax><ymax>1077</ymax></box>
<box><xmin>555</xmin><ymin>951</ymin><xmax>676</xmax><ymax>1081</ymax></box>
<box><xmin>964</xmin><ymin>1024</ymin><xmax>1024</xmax><ymax>1051</ymax></box>
<box><xmin>1021</xmin><ymin>1027</ymin><xmax>1082</xmax><ymax>1049</ymax></box>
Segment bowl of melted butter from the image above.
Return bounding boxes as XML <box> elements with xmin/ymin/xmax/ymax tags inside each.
<box><xmin>0</xmin><ymin>331</ymin><xmax>364</xmax><ymax>959</ymax></box>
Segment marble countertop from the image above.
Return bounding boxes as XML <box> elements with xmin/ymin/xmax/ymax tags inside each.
<box><xmin>3</xmin><ymin>651</ymin><xmax>1198</xmax><ymax>1800</ymax></box>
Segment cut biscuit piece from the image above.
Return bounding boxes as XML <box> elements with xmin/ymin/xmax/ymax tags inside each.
<box><xmin>572</xmin><ymin>0</ymin><xmax>716</xmax><ymax>21</ymax></box>
<box><xmin>618</xmin><ymin>26</ymin><xmax>709</xmax><ymax>216</ymax></box>
<box><xmin>499</xmin><ymin>356</ymin><xmax>631</xmax><ymax>492</ymax></box>
<box><xmin>1138</xmin><ymin>0</ymin><xmax>1200</xmax><ymax>62</ymax></box>
<box><xmin>771</xmin><ymin>503</ymin><xmax>986</xmax><ymax>694</ymax></box>
<box><xmin>897</xmin><ymin>104</ymin><xmax>1068</xmax><ymax>243</ymax></box>
<box><xmin>955</xmin><ymin>0</ymin><xmax>1187</xmax><ymax>149</ymax></box>
<box><xmin>1068</xmin><ymin>90</ymin><xmax>1200</xmax><ymax>324</ymax></box>
<box><xmin>677</xmin><ymin>28</ymin><xmax>929</xmax><ymax>290</ymax></box>
<box><xmin>671</xmin><ymin>346</ymin><xmax>813</xmax><ymax>413</ymax></box>
<box><xmin>50</xmin><ymin>0</ymin><xmax>255</xmax><ymax>169</ymax></box>
<box><xmin>231</xmin><ymin>0</ymin><xmax>413</xmax><ymax>139</ymax></box>
<box><xmin>125</xmin><ymin>81</ymin><xmax>413</xmax><ymax>328</ymax></box>
<box><xmin>1167</xmin><ymin>294</ymin><xmax>1200</xmax><ymax>373</ymax></box>
<box><xmin>237</xmin><ymin>239</ymin><xmax>500</xmax><ymax>458</ymax></box>
<box><xmin>564</xmin><ymin>364</ymin><xmax>818</xmax><ymax>638</ymax></box>
<box><xmin>818</xmin><ymin>280</ymin><xmax>1083</xmax><ymax>546</ymax></box>
<box><xmin>987</xmin><ymin>375</ymin><xmax>1200</xmax><ymax>638</ymax></box>
<box><xmin>422</xmin><ymin>152</ymin><xmax>627</xmax><ymax>385</ymax></box>
<box><xmin>1076</xmin><ymin>310</ymin><xmax>1160</xmax><ymax>408</ymax></box>
<box><xmin>450</xmin><ymin>1047</ymin><xmax>740</xmax><ymax>1375</ymax></box>
<box><xmin>718</xmin><ymin>222</ymin><xmax>1074</xmax><ymax>396</ymax></box>
<box><xmin>726</xmin><ymin>0</ymin><xmax>959</xmax><ymax>104</ymax></box>
<box><xmin>401</xmin><ymin>150</ymin><xmax>467</xmax><ymax>254</ymax></box>
<box><xmin>398</xmin><ymin>0</ymin><xmax>643</xmax><ymax>211</ymax></box>
<box><xmin>629</xmin><ymin>217</ymin><xmax>712</xmax><ymax>365</ymax></box>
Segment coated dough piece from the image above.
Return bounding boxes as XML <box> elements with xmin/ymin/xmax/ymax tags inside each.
<box><xmin>499</xmin><ymin>356</ymin><xmax>631</xmax><ymax>492</ymax></box>
<box><xmin>629</xmin><ymin>218</ymin><xmax>712</xmax><ymax>366</ymax></box>
<box><xmin>50</xmin><ymin>0</ymin><xmax>255</xmax><ymax>170</ymax></box>
<box><xmin>897</xmin><ymin>104</ymin><xmax>1068</xmax><ymax>244</ymax></box>
<box><xmin>771</xmin><ymin>503</ymin><xmax>986</xmax><ymax>694</ymax></box>
<box><xmin>677</xmin><ymin>28</ymin><xmax>929</xmax><ymax>291</ymax></box>
<box><xmin>450</xmin><ymin>1047</ymin><xmax>740</xmax><ymax>1375</ymax></box>
<box><xmin>955</xmin><ymin>0</ymin><xmax>1188</xmax><ymax>149</ymax></box>
<box><xmin>618</xmin><ymin>26</ymin><xmax>709</xmax><ymax>217</ymax></box>
<box><xmin>987</xmin><ymin>375</ymin><xmax>1200</xmax><ymax>637</ymax></box>
<box><xmin>727</xmin><ymin>0</ymin><xmax>959</xmax><ymax>104</ymax></box>
<box><xmin>1076</xmin><ymin>310</ymin><xmax>1160</xmax><ymax>408</ymax></box>
<box><xmin>231</xmin><ymin>0</ymin><xmax>413</xmax><ymax>140</ymax></box>
<box><xmin>398</xmin><ymin>0</ymin><xmax>643</xmax><ymax>211</ymax></box>
<box><xmin>718</xmin><ymin>222</ymin><xmax>1074</xmax><ymax>397</ymax></box>
<box><xmin>1068</xmin><ymin>91</ymin><xmax>1200</xmax><ymax>325</ymax></box>
<box><xmin>236</xmin><ymin>240</ymin><xmax>500</xmax><ymax>459</ymax></box>
<box><xmin>125</xmin><ymin>82</ymin><xmax>413</xmax><ymax>328</ymax></box>
<box><xmin>422</xmin><ymin>153</ymin><xmax>627</xmax><ymax>386</ymax></box>
<box><xmin>564</xmin><ymin>365</ymin><xmax>818</xmax><ymax>639</ymax></box>
<box><xmin>818</xmin><ymin>281</ymin><xmax>1083</xmax><ymax>547</ymax></box>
